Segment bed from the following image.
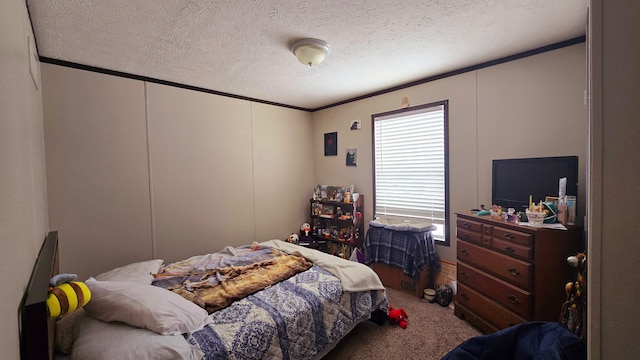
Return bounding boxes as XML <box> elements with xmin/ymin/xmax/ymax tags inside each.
<box><xmin>20</xmin><ymin>232</ymin><xmax>388</xmax><ymax>360</ymax></box>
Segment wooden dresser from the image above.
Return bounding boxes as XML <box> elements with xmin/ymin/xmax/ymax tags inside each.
<box><xmin>454</xmin><ymin>211</ymin><xmax>581</xmax><ymax>333</ymax></box>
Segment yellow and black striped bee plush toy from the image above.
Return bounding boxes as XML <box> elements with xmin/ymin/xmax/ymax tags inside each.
<box><xmin>46</xmin><ymin>273</ymin><xmax>91</xmax><ymax>318</ymax></box>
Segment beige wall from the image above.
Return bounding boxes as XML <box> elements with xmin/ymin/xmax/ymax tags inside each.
<box><xmin>42</xmin><ymin>65</ymin><xmax>313</xmax><ymax>278</ymax></box>
<box><xmin>146</xmin><ymin>84</ymin><xmax>313</xmax><ymax>262</ymax></box>
<box><xmin>312</xmin><ymin>44</ymin><xmax>587</xmax><ymax>262</ymax></box>
<box><xmin>42</xmin><ymin>65</ymin><xmax>153</xmax><ymax>277</ymax></box>
<box><xmin>0</xmin><ymin>0</ymin><xmax>49</xmax><ymax>358</ymax></box>
<box><xmin>589</xmin><ymin>0</ymin><xmax>640</xmax><ymax>359</ymax></box>
<box><xmin>251</xmin><ymin>102</ymin><xmax>314</xmax><ymax>243</ymax></box>
<box><xmin>476</xmin><ymin>46</ymin><xmax>588</xmax><ymax>219</ymax></box>
<box><xmin>146</xmin><ymin>84</ymin><xmax>255</xmax><ymax>261</ymax></box>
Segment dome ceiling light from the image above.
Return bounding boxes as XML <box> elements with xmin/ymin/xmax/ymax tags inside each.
<box><xmin>291</xmin><ymin>38</ymin><xmax>330</xmax><ymax>66</ymax></box>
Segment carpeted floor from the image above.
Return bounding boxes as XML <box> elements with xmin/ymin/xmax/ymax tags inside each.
<box><xmin>325</xmin><ymin>286</ymin><xmax>482</xmax><ymax>359</ymax></box>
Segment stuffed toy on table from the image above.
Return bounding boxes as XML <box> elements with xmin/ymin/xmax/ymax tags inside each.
<box><xmin>46</xmin><ymin>273</ymin><xmax>91</xmax><ymax>318</ymax></box>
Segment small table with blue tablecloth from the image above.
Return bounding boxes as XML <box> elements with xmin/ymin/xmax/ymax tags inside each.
<box><xmin>364</xmin><ymin>218</ymin><xmax>441</xmax><ymax>297</ymax></box>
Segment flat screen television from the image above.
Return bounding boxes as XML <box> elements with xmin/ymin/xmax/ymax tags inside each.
<box><xmin>492</xmin><ymin>156</ymin><xmax>578</xmax><ymax>211</ymax></box>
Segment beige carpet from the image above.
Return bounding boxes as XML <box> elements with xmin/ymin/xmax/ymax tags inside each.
<box><xmin>325</xmin><ymin>286</ymin><xmax>482</xmax><ymax>359</ymax></box>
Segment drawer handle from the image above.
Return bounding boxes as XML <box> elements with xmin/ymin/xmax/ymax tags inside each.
<box><xmin>463</xmin><ymin>222</ymin><xmax>471</xmax><ymax>229</ymax></box>
<box><xmin>462</xmin><ymin>233</ymin><xmax>471</xmax><ymax>240</ymax></box>
<box><xmin>461</xmin><ymin>249</ymin><xmax>470</xmax><ymax>256</ymax></box>
<box><xmin>505</xmin><ymin>246</ymin><xmax>516</xmax><ymax>253</ymax></box>
<box><xmin>507</xmin><ymin>268</ymin><xmax>522</xmax><ymax>276</ymax></box>
<box><xmin>507</xmin><ymin>295</ymin><xmax>522</xmax><ymax>304</ymax></box>
<box><xmin>459</xmin><ymin>271</ymin><xmax>469</xmax><ymax>278</ymax></box>
<box><xmin>504</xmin><ymin>233</ymin><xmax>515</xmax><ymax>240</ymax></box>
<box><xmin>460</xmin><ymin>293</ymin><xmax>469</xmax><ymax>300</ymax></box>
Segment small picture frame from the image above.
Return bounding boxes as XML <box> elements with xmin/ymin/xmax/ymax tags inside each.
<box><xmin>324</xmin><ymin>132</ymin><xmax>338</xmax><ymax>156</ymax></box>
<box><xmin>346</xmin><ymin>148</ymin><xmax>357</xmax><ymax>166</ymax></box>
<box><xmin>350</xmin><ymin>119</ymin><xmax>361</xmax><ymax>130</ymax></box>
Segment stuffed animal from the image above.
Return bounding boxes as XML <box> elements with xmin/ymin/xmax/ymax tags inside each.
<box><xmin>388</xmin><ymin>305</ymin><xmax>408</xmax><ymax>329</ymax></box>
<box><xmin>287</xmin><ymin>233</ymin><xmax>300</xmax><ymax>244</ymax></box>
<box><xmin>300</xmin><ymin>223</ymin><xmax>311</xmax><ymax>236</ymax></box>
<box><xmin>561</xmin><ymin>253</ymin><xmax>587</xmax><ymax>339</ymax></box>
<box><xmin>46</xmin><ymin>273</ymin><xmax>91</xmax><ymax>318</ymax></box>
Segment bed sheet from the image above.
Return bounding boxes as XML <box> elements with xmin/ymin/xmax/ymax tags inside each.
<box><xmin>187</xmin><ymin>264</ymin><xmax>388</xmax><ymax>360</ymax></box>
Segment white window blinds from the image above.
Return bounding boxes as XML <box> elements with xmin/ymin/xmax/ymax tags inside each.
<box><xmin>373</xmin><ymin>102</ymin><xmax>447</xmax><ymax>241</ymax></box>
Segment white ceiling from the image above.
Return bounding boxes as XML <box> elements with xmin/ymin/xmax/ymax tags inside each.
<box><xmin>27</xmin><ymin>0</ymin><xmax>587</xmax><ymax>111</ymax></box>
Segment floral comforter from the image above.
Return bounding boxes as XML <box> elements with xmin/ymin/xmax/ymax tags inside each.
<box><xmin>186</xmin><ymin>264</ymin><xmax>388</xmax><ymax>360</ymax></box>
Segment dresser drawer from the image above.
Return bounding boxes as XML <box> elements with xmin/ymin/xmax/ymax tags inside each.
<box><xmin>457</xmin><ymin>227</ymin><xmax>488</xmax><ymax>246</ymax></box>
<box><xmin>457</xmin><ymin>262</ymin><xmax>531</xmax><ymax>318</ymax></box>
<box><xmin>457</xmin><ymin>218</ymin><xmax>483</xmax><ymax>233</ymax></box>
<box><xmin>492</xmin><ymin>226</ymin><xmax>532</xmax><ymax>247</ymax></box>
<box><xmin>457</xmin><ymin>240</ymin><xmax>532</xmax><ymax>291</ymax></box>
<box><xmin>456</xmin><ymin>283</ymin><xmax>526</xmax><ymax>330</ymax></box>
<box><xmin>491</xmin><ymin>237</ymin><xmax>532</xmax><ymax>260</ymax></box>
<box><xmin>454</xmin><ymin>302</ymin><xmax>500</xmax><ymax>334</ymax></box>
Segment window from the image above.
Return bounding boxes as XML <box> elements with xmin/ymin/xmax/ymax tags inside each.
<box><xmin>372</xmin><ymin>100</ymin><xmax>449</xmax><ymax>245</ymax></box>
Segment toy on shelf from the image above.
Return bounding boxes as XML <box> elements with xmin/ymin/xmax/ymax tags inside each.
<box><xmin>300</xmin><ymin>222</ymin><xmax>311</xmax><ymax>236</ymax></box>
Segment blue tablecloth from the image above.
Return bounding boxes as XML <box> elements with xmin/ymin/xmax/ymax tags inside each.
<box><xmin>363</xmin><ymin>223</ymin><xmax>441</xmax><ymax>281</ymax></box>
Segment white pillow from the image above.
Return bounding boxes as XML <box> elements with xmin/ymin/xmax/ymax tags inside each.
<box><xmin>72</xmin><ymin>315</ymin><xmax>204</xmax><ymax>360</ymax></box>
<box><xmin>95</xmin><ymin>259</ymin><xmax>164</xmax><ymax>284</ymax></box>
<box><xmin>84</xmin><ymin>278</ymin><xmax>212</xmax><ymax>335</ymax></box>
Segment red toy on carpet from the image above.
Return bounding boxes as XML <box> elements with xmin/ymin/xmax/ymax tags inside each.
<box><xmin>388</xmin><ymin>305</ymin><xmax>408</xmax><ymax>329</ymax></box>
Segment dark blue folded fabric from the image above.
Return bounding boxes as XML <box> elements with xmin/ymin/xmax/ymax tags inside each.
<box><xmin>441</xmin><ymin>321</ymin><xmax>586</xmax><ymax>360</ymax></box>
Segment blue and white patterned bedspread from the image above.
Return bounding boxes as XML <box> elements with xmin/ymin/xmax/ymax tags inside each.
<box><xmin>186</xmin><ymin>264</ymin><xmax>388</xmax><ymax>360</ymax></box>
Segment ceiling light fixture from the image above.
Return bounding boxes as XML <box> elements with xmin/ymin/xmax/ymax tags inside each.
<box><xmin>291</xmin><ymin>38</ymin><xmax>330</xmax><ymax>66</ymax></box>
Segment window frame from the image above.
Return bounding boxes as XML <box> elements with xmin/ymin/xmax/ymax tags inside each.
<box><xmin>371</xmin><ymin>99</ymin><xmax>450</xmax><ymax>246</ymax></box>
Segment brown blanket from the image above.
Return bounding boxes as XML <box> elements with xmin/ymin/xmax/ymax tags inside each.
<box><xmin>165</xmin><ymin>252</ymin><xmax>312</xmax><ymax>313</ymax></box>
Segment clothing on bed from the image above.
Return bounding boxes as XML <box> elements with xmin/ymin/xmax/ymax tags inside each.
<box><xmin>364</xmin><ymin>220</ymin><xmax>441</xmax><ymax>280</ymax></box>
<box><xmin>158</xmin><ymin>245</ymin><xmax>282</xmax><ymax>275</ymax></box>
<box><xmin>153</xmin><ymin>245</ymin><xmax>312</xmax><ymax>313</ymax></box>
<box><xmin>258</xmin><ymin>239</ymin><xmax>385</xmax><ymax>293</ymax></box>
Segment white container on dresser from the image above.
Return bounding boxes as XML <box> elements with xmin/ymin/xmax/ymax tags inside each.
<box><xmin>454</xmin><ymin>212</ymin><xmax>581</xmax><ymax>333</ymax></box>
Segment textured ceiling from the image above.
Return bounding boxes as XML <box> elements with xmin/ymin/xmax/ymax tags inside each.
<box><xmin>27</xmin><ymin>0</ymin><xmax>587</xmax><ymax>111</ymax></box>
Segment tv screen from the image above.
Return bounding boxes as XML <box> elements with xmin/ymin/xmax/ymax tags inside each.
<box><xmin>492</xmin><ymin>156</ymin><xmax>578</xmax><ymax>211</ymax></box>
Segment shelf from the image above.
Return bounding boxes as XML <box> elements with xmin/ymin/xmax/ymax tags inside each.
<box><xmin>311</xmin><ymin>214</ymin><xmax>354</xmax><ymax>221</ymax></box>
<box><xmin>309</xmin><ymin>235</ymin><xmax>354</xmax><ymax>244</ymax></box>
<box><xmin>308</xmin><ymin>195</ymin><xmax>364</xmax><ymax>258</ymax></box>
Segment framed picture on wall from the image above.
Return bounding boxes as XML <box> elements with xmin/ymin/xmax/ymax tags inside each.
<box><xmin>346</xmin><ymin>148</ymin><xmax>357</xmax><ymax>166</ymax></box>
<box><xmin>324</xmin><ymin>132</ymin><xmax>337</xmax><ymax>156</ymax></box>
